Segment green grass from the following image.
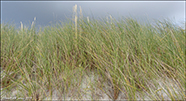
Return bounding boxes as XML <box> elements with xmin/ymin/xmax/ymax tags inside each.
<box><xmin>1</xmin><ymin>16</ymin><xmax>185</xmax><ymax>100</ymax></box>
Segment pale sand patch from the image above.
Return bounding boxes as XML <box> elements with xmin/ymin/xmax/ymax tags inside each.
<box><xmin>1</xmin><ymin>71</ymin><xmax>185</xmax><ymax>100</ymax></box>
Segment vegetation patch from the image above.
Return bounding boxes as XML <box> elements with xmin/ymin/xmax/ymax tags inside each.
<box><xmin>1</xmin><ymin>5</ymin><xmax>185</xmax><ymax>100</ymax></box>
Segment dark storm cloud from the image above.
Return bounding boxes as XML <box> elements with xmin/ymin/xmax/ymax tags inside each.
<box><xmin>2</xmin><ymin>2</ymin><xmax>73</xmax><ymax>27</ymax></box>
<box><xmin>1</xmin><ymin>1</ymin><xmax>185</xmax><ymax>28</ymax></box>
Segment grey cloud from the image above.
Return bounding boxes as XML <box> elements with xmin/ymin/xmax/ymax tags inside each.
<box><xmin>2</xmin><ymin>1</ymin><xmax>185</xmax><ymax>28</ymax></box>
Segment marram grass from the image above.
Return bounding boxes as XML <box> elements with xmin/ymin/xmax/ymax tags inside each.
<box><xmin>1</xmin><ymin>16</ymin><xmax>185</xmax><ymax>100</ymax></box>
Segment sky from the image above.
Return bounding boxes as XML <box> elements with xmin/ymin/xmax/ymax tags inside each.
<box><xmin>1</xmin><ymin>1</ymin><xmax>185</xmax><ymax>29</ymax></box>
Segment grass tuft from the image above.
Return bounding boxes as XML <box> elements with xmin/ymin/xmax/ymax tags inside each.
<box><xmin>1</xmin><ymin>5</ymin><xmax>185</xmax><ymax>100</ymax></box>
